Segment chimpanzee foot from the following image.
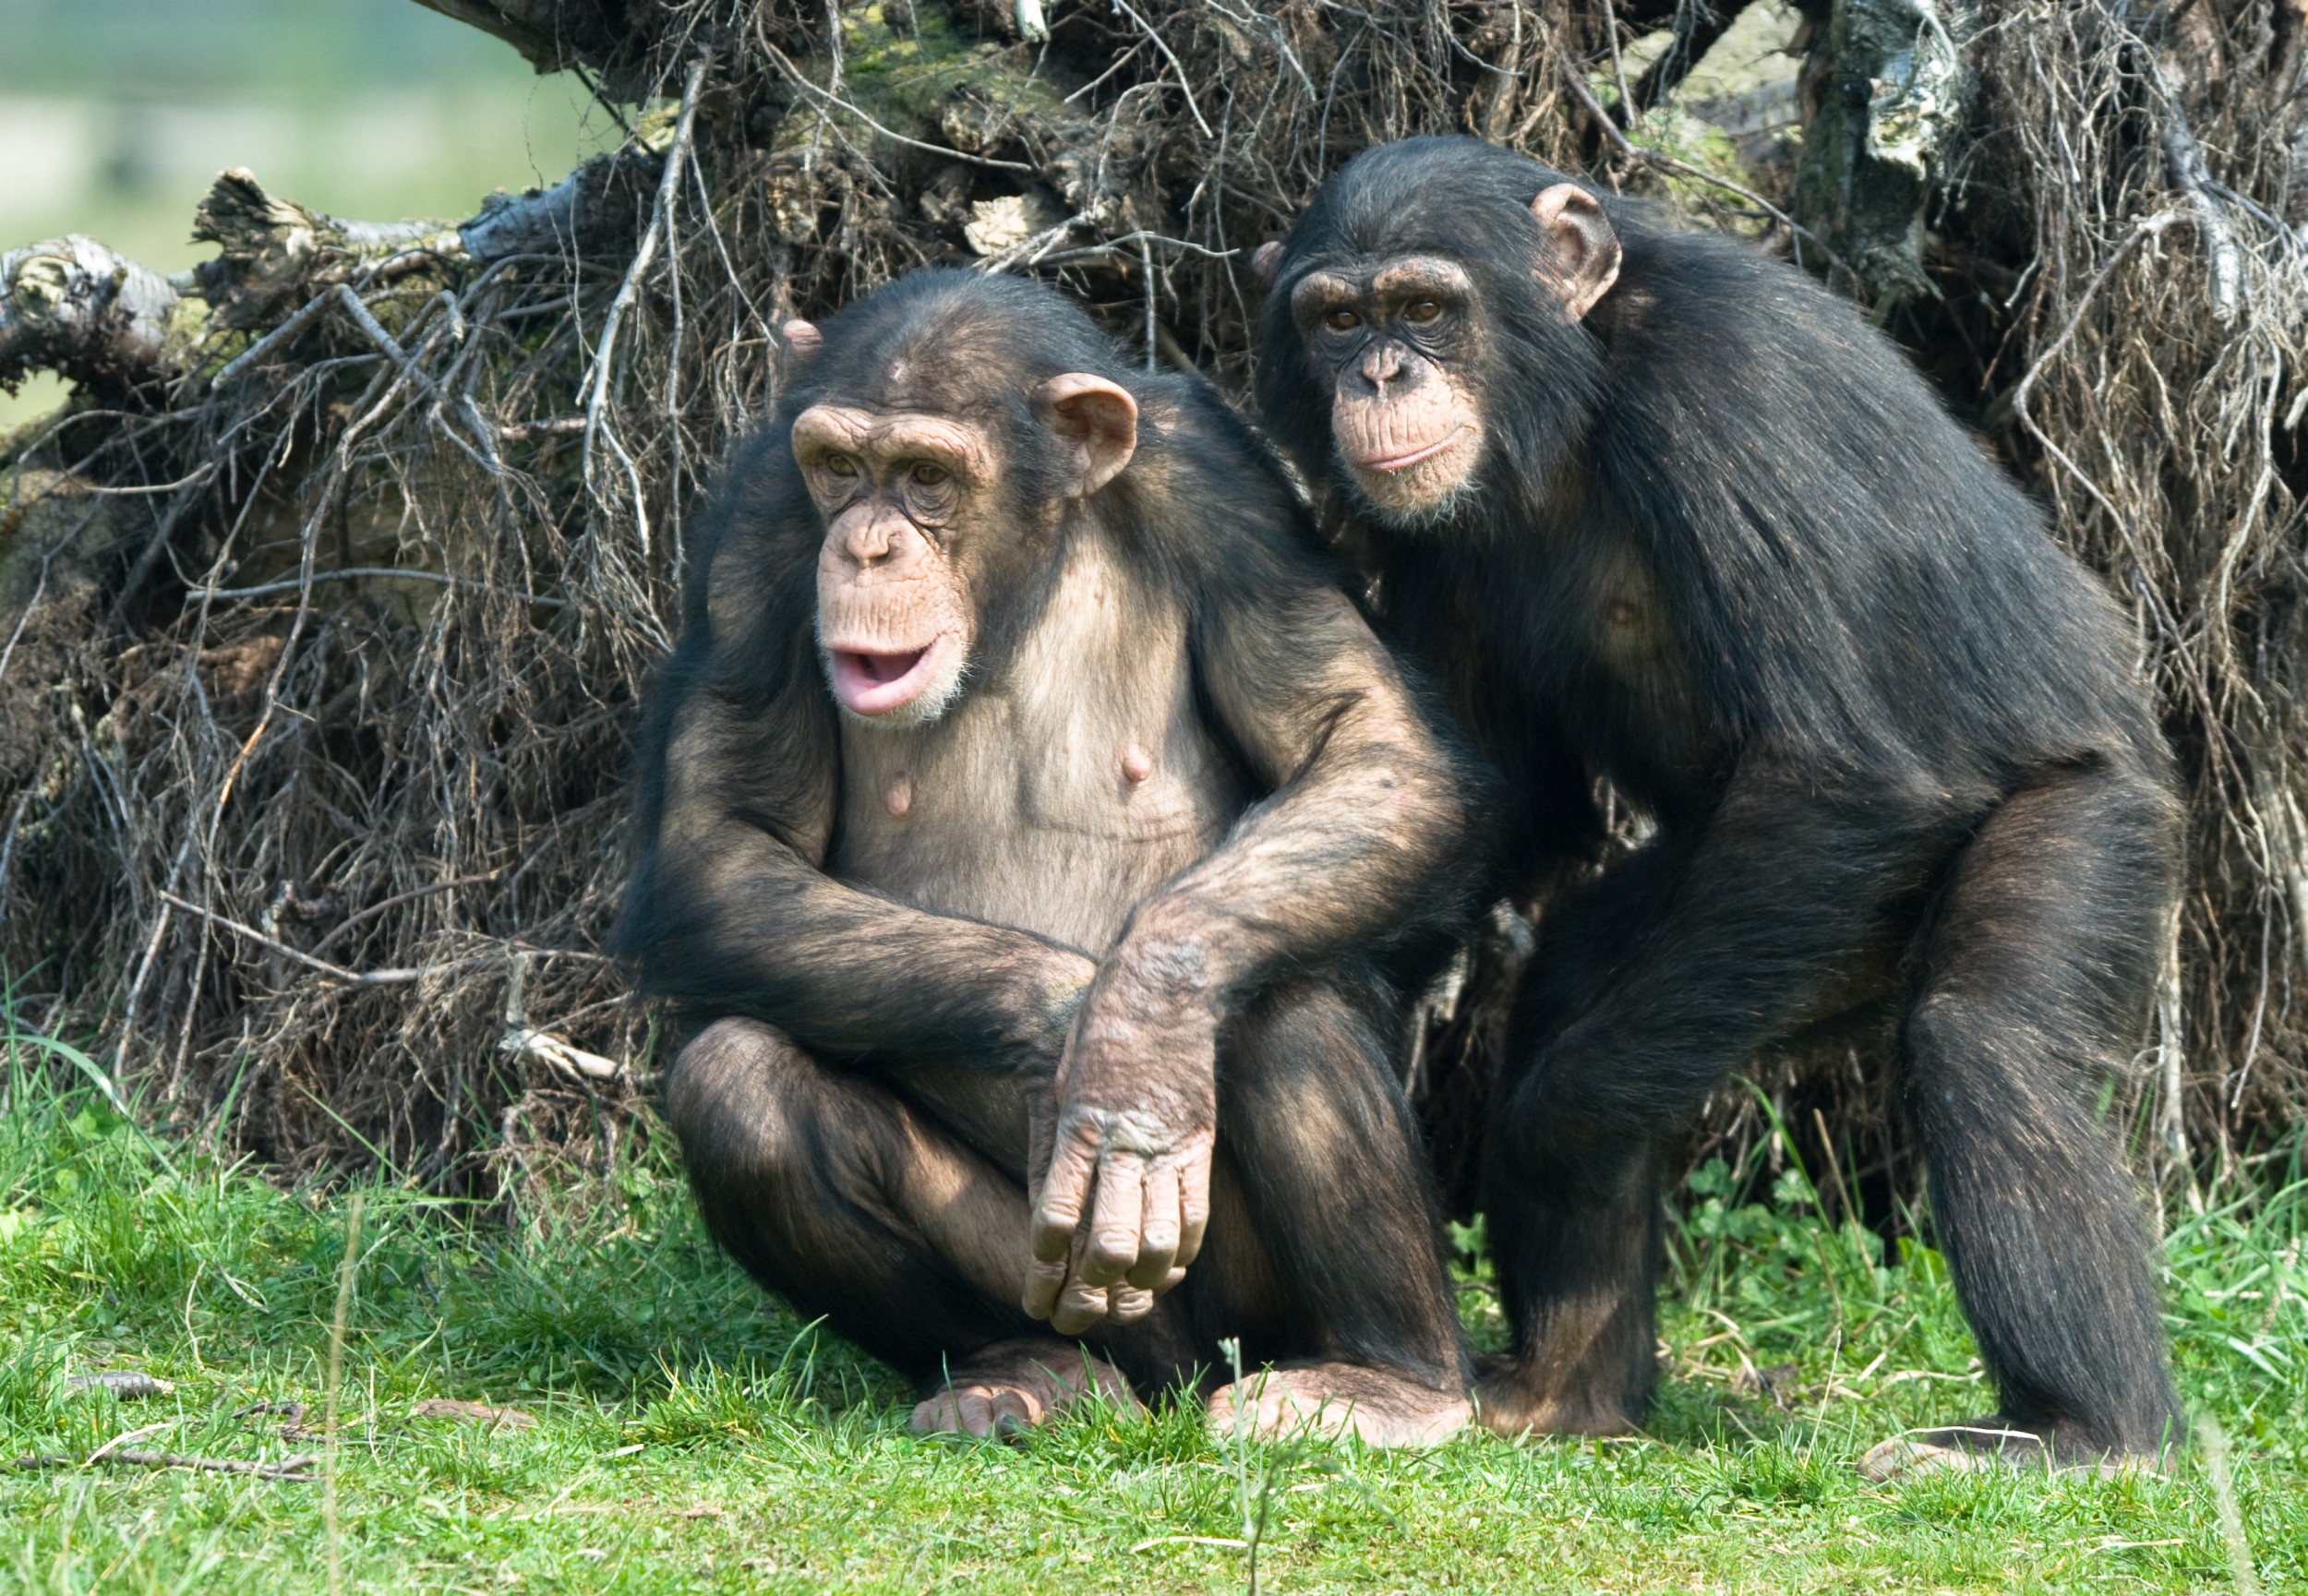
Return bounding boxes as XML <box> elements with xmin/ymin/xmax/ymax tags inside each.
<box><xmin>1473</xmin><ymin>1353</ymin><xmax>1641</xmax><ymax>1439</ymax></box>
<box><xmin>1858</xmin><ymin>1419</ymin><xmax>2168</xmax><ymax>1482</ymax></box>
<box><xmin>909</xmin><ymin>1338</ymin><xmax>1139</xmax><ymax>1441</ymax></box>
<box><xmin>1206</xmin><ymin>1362</ymin><xmax>1470</xmax><ymax>1447</ymax></box>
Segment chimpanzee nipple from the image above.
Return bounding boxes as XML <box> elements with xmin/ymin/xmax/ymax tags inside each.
<box><xmin>1121</xmin><ymin>743</ymin><xmax>1155</xmax><ymax>784</ymax></box>
<box><xmin>884</xmin><ymin>774</ymin><xmax>913</xmax><ymax>817</ymax></box>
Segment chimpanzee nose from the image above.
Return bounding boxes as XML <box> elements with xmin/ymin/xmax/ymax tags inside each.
<box><xmin>1360</xmin><ymin>342</ymin><xmax>1412</xmax><ymax>392</ymax></box>
<box><xmin>845</xmin><ymin>506</ymin><xmax>904</xmax><ymax>566</ymax></box>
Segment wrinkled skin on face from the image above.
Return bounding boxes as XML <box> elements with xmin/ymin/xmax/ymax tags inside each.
<box><xmin>795</xmin><ymin>373</ymin><xmax>1137</xmax><ymax>727</ymax></box>
<box><xmin>797</xmin><ymin>403</ymin><xmax>988</xmax><ymax>725</ymax></box>
<box><xmin>1273</xmin><ymin>183</ymin><xmax>1621</xmax><ymax>526</ymax></box>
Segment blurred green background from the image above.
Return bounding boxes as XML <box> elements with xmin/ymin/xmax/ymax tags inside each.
<box><xmin>0</xmin><ymin>0</ymin><xmax>619</xmax><ymax>426</ymax></box>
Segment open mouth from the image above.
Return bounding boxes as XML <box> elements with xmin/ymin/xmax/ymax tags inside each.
<box><xmin>827</xmin><ymin>636</ymin><xmax>947</xmax><ymax>716</ymax></box>
<box><xmin>1357</xmin><ymin>426</ymin><xmax>1468</xmax><ymax>474</ymax></box>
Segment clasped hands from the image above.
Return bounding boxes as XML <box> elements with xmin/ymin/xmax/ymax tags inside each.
<box><xmin>1021</xmin><ymin>934</ymin><xmax>1220</xmax><ymax>1337</ymax></box>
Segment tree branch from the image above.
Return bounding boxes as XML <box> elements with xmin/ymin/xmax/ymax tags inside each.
<box><xmin>0</xmin><ymin>236</ymin><xmax>190</xmax><ymax>390</ymax></box>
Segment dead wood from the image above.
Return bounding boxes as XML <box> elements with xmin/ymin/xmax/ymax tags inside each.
<box><xmin>11</xmin><ymin>1449</ymin><xmax>318</xmax><ymax>1481</ymax></box>
<box><xmin>0</xmin><ymin>0</ymin><xmax>2298</xmax><ymax>1214</ymax></box>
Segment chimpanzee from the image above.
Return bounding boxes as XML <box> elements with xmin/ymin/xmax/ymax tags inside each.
<box><xmin>1251</xmin><ymin>137</ymin><xmax>2185</xmax><ymax>1474</ymax></box>
<box><xmin>616</xmin><ymin>270</ymin><xmax>1480</xmax><ymax>1446</ymax></box>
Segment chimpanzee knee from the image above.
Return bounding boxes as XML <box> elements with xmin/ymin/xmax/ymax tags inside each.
<box><xmin>664</xmin><ymin>1018</ymin><xmax>1034</xmax><ymax>1376</ymax></box>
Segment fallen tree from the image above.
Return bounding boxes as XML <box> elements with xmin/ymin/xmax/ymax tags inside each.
<box><xmin>0</xmin><ymin>0</ymin><xmax>2300</xmax><ymax>1218</ymax></box>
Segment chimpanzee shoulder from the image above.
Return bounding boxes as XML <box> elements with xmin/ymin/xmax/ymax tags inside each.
<box><xmin>1119</xmin><ymin>366</ymin><xmax>1348</xmax><ymax>605</ymax></box>
<box><xmin>1578</xmin><ymin>221</ymin><xmax>2148</xmax><ymax>771</ymax></box>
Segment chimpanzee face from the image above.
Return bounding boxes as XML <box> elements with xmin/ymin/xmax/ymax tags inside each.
<box><xmin>1268</xmin><ymin>183</ymin><xmax>1623</xmax><ymax>530</ymax></box>
<box><xmin>1289</xmin><ymin>256</ymin><xmax>1488</xmax><ymax>526</ymax></box>
<box><xmin>791</xmin><ymin>362</ymin><xmax>1137</xmax><ymax>729</ymax></box>
<box><xmin>794</xmin><ymin>403</ymin><xmax>990</xmax><ymax>726</ymax></box>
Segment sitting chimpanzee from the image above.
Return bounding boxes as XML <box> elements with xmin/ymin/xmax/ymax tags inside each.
<box><xmin>1250</xmin><ymin>137</ymin><xmax>2185</xmax><ymax>1474</ymax></box>
<box><xmin>616</xmin><ymin>270</ymin><xmax>1481</xmax><ymax>1445</ymax></box>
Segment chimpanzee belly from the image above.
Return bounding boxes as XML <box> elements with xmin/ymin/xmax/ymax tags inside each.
<box><xmin>831</xmin><ymin>530</ymin><xmax>1249</xmax><ymax>955</ymax></box>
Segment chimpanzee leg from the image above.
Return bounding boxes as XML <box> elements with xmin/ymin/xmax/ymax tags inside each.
<box><xmin>1878</xmin><ymin>761</ymin><xmax>2184</xmax><ymax>1474</ymax></box>
<box><xmin>1200</xmin><ymin>977</ymin><xmax>1473</xmax><ymax>1445</ymax></box>
<box><xmin>1475</xmin><ymin>849</ymin><xmax>1677</xmax><ymax>1436</ymax></box>
<box><xmin>663</xmin><ymin>1017</ymin><xmax>1184</xmax><ymax>1432</ymax></box>
<box><xmin>1475</xmin><ymin>776</ymin><xmax>1934</xmax><ymax>1436</ymax></box>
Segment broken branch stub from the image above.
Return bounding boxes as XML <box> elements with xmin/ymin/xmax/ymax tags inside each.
<box><xmin>0</xmin><ymin>236</ymin><xmax>194</xmax><ymax>391</ymax></box>
<box><xmin>406</xmin><ymin>0</ymin><xmax>649</xmax><ymax>97</ymax></box>
<box><xmin>192</xmin><ymin>160</ymin><xmax>655</xmax><ymax>334</ymax></box>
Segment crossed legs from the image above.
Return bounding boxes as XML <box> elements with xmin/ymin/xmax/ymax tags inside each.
<box><xmin>663</xmin><ymin>975</ymin><xmax>1468</xmax><ymax>1443</ymax></box>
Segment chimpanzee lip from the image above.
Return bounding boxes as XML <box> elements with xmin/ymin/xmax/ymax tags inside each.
<box><xmin>827</xmin><ymin>636</ymin><xmax>948</xmax><ymax>716</ymax></box>
<box><xmin>1357</xmin><ymin>426</ymin><xmax>1470</xmax><ymax>473</ymax></box>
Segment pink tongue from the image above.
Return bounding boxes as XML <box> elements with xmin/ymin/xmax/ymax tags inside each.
<box><xmin>857</xmin><ymin>649</ymin><xmax>924</xmax><ymax>684</ymax></box>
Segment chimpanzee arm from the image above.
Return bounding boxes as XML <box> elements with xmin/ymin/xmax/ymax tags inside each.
<box><xmin>1027</xmin><ymin>571</ymin><xmax>1476</xmax><ymax>1325</ymax></box>
<box><xmin>1160</xmin><ymin>581</ymin><xmax>1477</xmax><ymax>980</ymax></box>
<box><xmin>625</xmin><ymin>688</ymin><xmax>1096</xmax><ymax>1074</ymax></box>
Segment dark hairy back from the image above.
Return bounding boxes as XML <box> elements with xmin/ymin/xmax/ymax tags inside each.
<box><xmin>1258</xmin><ymin>137</ymin><xmax>2163</xmax><ymax>787</ymax></box>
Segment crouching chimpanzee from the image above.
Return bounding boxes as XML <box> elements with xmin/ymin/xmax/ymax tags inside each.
<box><xmin>1252</xmin><ymin>137</ymin><xmax>2185</xmax><ymax>1474</ymax></box>
<box><xmin>616</xmin><ymin>270</ymin><xmax>1482</xmax><ymax>1445</ymax></box>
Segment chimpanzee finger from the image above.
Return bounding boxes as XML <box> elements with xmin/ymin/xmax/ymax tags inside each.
<box><xmin>1106</xmin><ymin>1285</ymin><xmax>1154</xmax><ymax>1323</ymax></box>
<box><xmin>957</xmin><ymin>1389</ymin><xmax>994</xmax><ymax>1439</ymax></box>
<box><xmin>1124</xmin><ymin>1164</ymin><xmax>1183</xmax><ymax>1290</ymax></box>
<box><xmin>1021</xmin><ymin>1249</ymin><xmax>1071</xmax><ymax>1322</ymax></box>
<box><xmin>1174</xmin><ymin>1143</ymin><xmax>1214</xmax><ymax>1269</ymax></box>
<box><xmin>1046</xmin><ymin>1223</ymin><xmax>1110</xmax><ymax>1336</ymax></box>
<box><xmin>1049</xmin><ymin>1276</ymin><xmax>1110</xmax><ymax>1337</ymax></box>
<box><xmin>1029</xmin><ymin>1122</ymin><xmax>1103</xmax><ymax>1265</ymax></box>
<box><xmin>1082</xmin><ymin>1152</ymin><xmax>1148</xmax><ymax>1284</ymax></box>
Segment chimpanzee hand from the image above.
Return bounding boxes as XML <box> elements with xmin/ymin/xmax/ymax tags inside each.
<box><xmin>1023</xmin><ymin>945</ymin><xmax>1218</xmax><ymax>1335</ymax></box>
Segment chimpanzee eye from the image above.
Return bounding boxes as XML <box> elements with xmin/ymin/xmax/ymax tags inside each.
<box><xmin>1322</xmin><ymin>307</ymin><xmax>1362</xmax><ymax>333</ymax></box>
<box><xmin>909</xmin><ymin>462</ymin><xmax>949</xmax><ymax>486</ymax></box>
<box><xmin>1403</xmin><ymin>298</ymin><xmax>1444</xmax><ymax>325</ymax></box>
<box><xmin>824</xmin><ymin>454</ymin><xmax>859</xmax><ymax>478</ymax></box>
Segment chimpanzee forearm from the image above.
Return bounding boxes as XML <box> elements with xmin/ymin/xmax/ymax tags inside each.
<box><xmin>630</xmin><ymin>823</ymin><xmax>1094</xmax><ymax>1073</ymax></box>
<box><xmin>1112</xmin><ymin>583</ymin><xmax>1481</xmax><ymax>1003</ymax></box>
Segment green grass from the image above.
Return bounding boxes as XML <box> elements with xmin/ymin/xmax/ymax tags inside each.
<box><xmin>0</xmin><ymin>1050</ymin><xmax>2300</xmax><ymax>1594</ymax></box>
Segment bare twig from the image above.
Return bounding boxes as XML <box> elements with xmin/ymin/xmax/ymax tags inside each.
<box><xmin>308</xmin><ymin>872</ymin><xmax>502</xmax><ymax>958</ymax></box>
<box><xmin>160</xmin><ymin>893</ymin><xmax>433</xmax><ymax>986</ymax></box>
<box><xmin>582</xmin><ymin>54</ymin><xmax>713</xmax><ymax>547</ymax></box>
<box><xmin>191</xmin><ymin>567</ymin><xmax>567</xmax><ymax>607</ymax></box>
<box><xmin>12</xmin><ymin>1450</ymin><xmax>317</xmax><ymax>1480</ymax></box>
<box><xmin>2150</xmin><ymin>62</ymin><xmax>2242</xmax><ymax>321</ymax></box>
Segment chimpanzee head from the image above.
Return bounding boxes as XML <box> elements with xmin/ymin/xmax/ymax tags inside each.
<box><xmin>1253</xmin><ymin>137</ymin><xmax>1622</xmax><ymax>529</ymax></box>
<box><xmin>776</xmin><ymin>272</ymin><xmax>1139</xmax><ymax>726</ymax></box>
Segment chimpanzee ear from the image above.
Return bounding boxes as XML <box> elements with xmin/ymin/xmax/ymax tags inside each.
<box><xmin>1252</xmin><ymin>241</ymin><xmax>1284</xmax><ymax>284</ymax></box>
<box><xmin>1034</xmin><ymin>373</ymin><xmax>1139</xmax><ymax>498</ymax></box>
<box><xmin>1531</xmin><ymin>184</ymin><xmax>1622</xmax><ymax>322</ymax></box>
<box><xmin>781</xmin><ymin>318</ymin><xmax>823</xmax><ymax>360</ymax></box>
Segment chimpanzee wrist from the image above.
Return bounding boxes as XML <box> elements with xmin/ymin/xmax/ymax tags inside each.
<box><xmin>1024</xmin><ymin>950</ymin><xmax>1098</xmax><ymax>1060</ymax></box>
<box><xmin>1107</xmin><ymin>906</ymin><xmax>1232</xmax><ymax>1015</ymax></box>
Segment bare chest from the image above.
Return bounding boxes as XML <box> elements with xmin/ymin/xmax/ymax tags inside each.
<box><xmin>830</xmin><ymin>538</ymin><xmax>1247</xmax><ymax>954</ymax></box>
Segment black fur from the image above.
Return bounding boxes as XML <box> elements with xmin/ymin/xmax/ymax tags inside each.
<box><xmin>1256</xmin><ymin>138</ymin><xmax>2184</xmax><ymax>1458</ymax></box>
